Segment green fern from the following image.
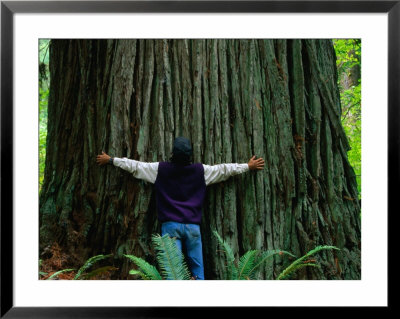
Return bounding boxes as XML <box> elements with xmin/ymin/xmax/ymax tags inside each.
<box><xmin>47</xmin><ymin>268</ymin><xmax>75</xmax><ymax>280</ymax></box>
<box><xmin>123</xmin><ymin>231</ymin><xmax>338</xmax><ymax>280</ymax></box>
<box><xmin>124</xmin><ymin>234</ymin><xmax>191</xmax><ymax>280</ymax></box>
<box><xmin>152</xmin><ymin>234</ymin><xmax>191</xmax><ymax>280</ymax></box>
<box><xmin>129</xmin><ymin>269</ymin><xmax>150</xmax><ymax>280</ymax></box>
<box><xmin>39</xmin><ymin>259</ymin><xmax>48</xmax><ymax>277</ymax></box>
<box><xmin>278</xmin><ymin>263</ymin><xmax>319</xmax><ymax>280</ymax></box>
<box><xmin>237</xmin><ymin>250</ymin><xmax>258</xmax><ymax>280</ymax></box>
<box><xmin>124</xmin><ymin>254</ymin><xmax>162</xmax><ymax>280</ymax></box>
<box><xmin>213</xmin><ymin>230</ymin><xmax>238</xmax><ymax>279</ymax></box>
<box><xmin>41</xmin><ymin>254</ymin><xmax>115</xmax><ymax>280</ymax></box>
<box><xmin>213</xmin><ymin>231</ymin><xmax>296</xmax><ymax>280</ymax></box>
<box><xmin>213</xmin><ymin>230</ymin><xmax>308</xmax><ymax>280</ymax></box>
<box><xmin>277</xmin><ymin>245</ymin><xmax>340</xmax><ymax>280</ymax></box>
<box><xmin>74</xmin><ymin>254</ymin><xmax>112</xmax><ymax>280</ymax></box>
<box><xmin>248</xmin><ymin>249</ymin><xmax>296</xmax><ymax>279</ymax></box>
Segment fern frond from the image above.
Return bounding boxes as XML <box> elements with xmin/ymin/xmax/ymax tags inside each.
<box><xmin>277</xmin><ymin>263</ymin><xmax>319</xmax><ymax>280</ymax></box>
<box><xmin>249</xmin><ymin>249</ymin><xmax>296</xmax><ymax>276</ymax></box>
<box><xmin>74</xmin><ymin>254</ymin><xmax>112</xmax><ymax>280</ymax></box>
<box><xmin>213</xmin><ymin>230</ymin><xmax>235</xmax><ymax>263</ymax></box>
<box><xmin>237</xmin><ymin>250</ymin><xmax>258</xmax><ymax>280</ymax></box>
<box><xmin>152</xmin><ymin>234</ymin><xmax>191</xmax><ymax>280</ymax></box>
<box><xmin>129</xmin><ymin>269</ymin><xmax>152</xmax><ymax>280</ymax></box>
<box><xmin>213</xmin><ymin>230</ymin><xmax>237</xmax><ymax>280</ymax></box>
<box><xmin>303</xmin><ymin>245</ymin><xmax>340</xmax><ymax>258</ymax></box>
<box><xmin>47</xmin><ymin>268</ymin><xmax>75</xmax><ymax>280</ymax></box>
<box><xmin>277</xmin><ymin>245</ymin><xmax>339</xmax><ymax>280</ymax></box>
<box><xmin>39</xmin><ymin>259</ymin><xmax>48</xmax><ymax>277</ymax></box>
<box><xmin>124</xmin><ymin>254</ymin><xmax>162</xmax><ymax>280</ymax></box>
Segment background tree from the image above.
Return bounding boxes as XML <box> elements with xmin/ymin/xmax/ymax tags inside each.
<box><xmin>333</xmin><ymin>39</ymin><xmax>361</xmax><ymax>199</ymax></box>
<box><xmin>39</xmin><ymin>39</ymin><xmax>50</xmax><ymax>191</ymax></box>
<box><xmin>39</xmin><ymin>39</ymin><xmax>361</xmax><ymax>280</ymax></box>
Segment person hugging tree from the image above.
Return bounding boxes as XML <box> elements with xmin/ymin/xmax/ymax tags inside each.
<box><xmin>96</xmin><ymin>137</ymin><xmax>265</xmax><ymax>280</ymax></box>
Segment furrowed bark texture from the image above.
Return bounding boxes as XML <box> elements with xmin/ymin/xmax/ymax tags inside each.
<box><xmin>39</xmin><ymin>39</ymin><xmax>361</xmax><ymax>280</ymax></box>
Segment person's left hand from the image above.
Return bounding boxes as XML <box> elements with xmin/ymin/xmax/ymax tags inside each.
<box><xmin>96</xmin><ymin>151</ymin><xmax>111</xmax><ymax>166</ymax></box>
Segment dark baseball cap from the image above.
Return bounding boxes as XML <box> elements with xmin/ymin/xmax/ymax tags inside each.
<box><xmin>171</xmin><ymin>137</ymin><xmax>193</xmax><ymax>165</ymax></box>
<box><xmin>173</xmin><ymin>137</ymin><xmax>192</xmax><ymax>158</ymax></box>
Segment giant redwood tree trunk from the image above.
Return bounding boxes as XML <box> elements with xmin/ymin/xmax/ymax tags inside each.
<box><xmin>39</xmin><ymin>39</ymin><xmax>361</xmax><ymax>280</ymax></box>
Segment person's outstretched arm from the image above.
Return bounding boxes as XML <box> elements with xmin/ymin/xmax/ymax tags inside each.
<box><xmin>203</xmin><ymin>156</ymin><xmax>265</xmax><ymax>186</ymax></box>
<box><xmin>96</xmin><ymin>151</ymin><xmax>159</xmax><ymax>184</ymax></box>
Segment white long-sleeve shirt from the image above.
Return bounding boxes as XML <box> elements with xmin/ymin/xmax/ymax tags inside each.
<box><xmin>113</xmin><ymin>158</ymin><xmax>249</xmax><ymax>186</ymax></box>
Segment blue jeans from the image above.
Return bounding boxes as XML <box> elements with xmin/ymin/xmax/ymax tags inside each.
<box><xmin>161</xmin><ymin>221</ymin><xmax>204</xmax><ymax>280</ymax></box>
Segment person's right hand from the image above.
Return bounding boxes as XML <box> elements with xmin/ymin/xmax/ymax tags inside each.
<box><xmin>96</xmin><ymin>151</ymin><xmax>111</xmax><ymax>166</ymax></box>
<box><xmin>248</xmin><ymin>156</ymin><xmax>265</xmax><ymax>170</ymax></box>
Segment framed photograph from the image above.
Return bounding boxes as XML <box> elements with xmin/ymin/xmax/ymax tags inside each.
<box><xmin>1</xmin><ymin>0</ymin><xmax>395</xmax><ymax>316</ymax></box>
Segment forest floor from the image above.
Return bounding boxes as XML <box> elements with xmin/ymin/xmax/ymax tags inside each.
<box><xmin>39</xmin><ymin>243</ymin><xmax>114</xmax><ymax>280</ymax></box>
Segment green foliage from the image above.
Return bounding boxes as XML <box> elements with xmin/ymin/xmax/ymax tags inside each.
<box><xmin>152</xmin><ymin>234</ymin><xmax>191</xmax><ymax>280</ymax></box>
<box><xmin>125</xmin><ymin>231</ymin><xmax>295</xmax><ymax>280</ymax></box>
<box><xmin>47</xmin><ymin>268</ymin><xmax>75</xmax><ymax>280</ymax></box>
<box><xmin>237</xmin><ymin>250</ymin><xmax>258</xmax><ymax>280</ymax></box>
<box><xmin>277</xmin><ymin>245</ymin><xmax>340</xmax><ymax>280</ymax></box>
<box><xmin>124</xmin><ymin>232</ymin><xmax>338</xmax><ymax>280</ymax></box>
<box><xmin>333</xmin><ymin>39</ymin><xmax>361</xmax><ymax>74</ymax></box>
<box><xmin>39</xmin><ymin>39</ymin><xmax>50</xmax><ymax>193</ymax></box>
<box><xmin>39</xmin><ymin>259</ymin><xmax>48</xmax><ymax>277</ymax></box>
<box><xmin>213</xmin><ymin>230</ymin><xmax>295</xmax><ymax>280</ymax></box>
<box><xmin>213</xmin><ymin>230</ymin><xmax>238</xmax><ymax>279</ymax></box>
<box><xmin>214</xmin><ymin>231</ymin><xmax>338</xmax><ymax>280</ymax></box>
<box><xmin>333</xmin><ymin>39</ymin><xmax>361</xmax><ymax>199</ymax></box>
<box><xmin>41</xmin><ymin>254</ymin><xmax>115</xmax><ymax>280</ymax></box>
<box><xmin>39</xmin><ymin>39</ymin><xmax>50</xmax><ymax>65</ymax></box>
<box><xmin>39</xmin><ymin>87</ymin><xmax>48</xmax><ymax>192</ymax></box>
<box><xmin>124</xmin><ymin>254</ymin><xmax>163</xmax><ymax>280</ymax></box>
<box><xmin>73</xmin><ymin>254</ymin><xmax>113</xmax><ymax>280</ymax></box>
<box><xmin>248</xmin><ymin>249</ymin><xmax>296</xmax><ymax>277</ymax></box>
<box><xmin>39</xmin><ymin>39</ymin><xmax>50</xmax><ymax>89</ymax></box>
<box><xmin>124</xmin><ymin>234</ymin><xmax>191</xmax><ymax>280</ymax></box>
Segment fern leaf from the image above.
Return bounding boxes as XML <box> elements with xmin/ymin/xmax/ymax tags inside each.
<box><xmin>250</xmin><ymin>249</ymin><xmax>295</xmax><ymax>276</ymax></box>
<box><xmin>47</xmin><ymin>268</ymin><xmax>75</xmax><ymax>280</ymax></box>
<box><xmin>152</xmin><ymin>234</ymin><xmax>191</xmax><ymax>280</ymax></box>
<box><xmin>277</xmin><ymin>263</ymin><xmax>319</xmax><ymax>280</ymax></box>
<box><xmin>74</xmin><ymin>254</ymin><xmax>112</xmax><ymax>280</ymax></box>
<box><xmin>303</xmin><ymin>245</ymin><xmax>340</xmax><ymax>258</ymax></box>
<box><xmin>277</xmin><ymin>245</ymin><xmax>339</xmax><ymax>280</ymax></box>
<box><xmin>237</xmin><ymin>250</ymin><xmax>258</xmax><ymax>280</ymax></box>
<box><xmin>124</xmin><ymin>254</ymin><xmax>162</xmax><ymax>280</ymax></box>
<box><xmin>129</xmin><ymin>269</ymin><xmax>152</xmax><ymax>280</ymax></box>
<box><xmin>213</xmin><ymin>230</ymin><xmax>237</xmax><ymax>280</ymax></box>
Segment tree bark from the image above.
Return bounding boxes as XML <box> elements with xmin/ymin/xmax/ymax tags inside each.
<box><xmin>39</xmin><ymin>39</ymin><xmax>361</xmax><ymax>280</ymax></box>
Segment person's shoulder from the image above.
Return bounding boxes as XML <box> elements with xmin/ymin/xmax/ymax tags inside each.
<box><xmin>193</xmin><ymin>162</ymin><xmax>204</xmax><ymax>167</ymax></box>
<box><xmin>158</xmin><ymin>161</ymin><xmax>170</xmax><ymax>167</ymax></box>
<box><xmin>193</xmin><ymin>163</ymin><xmax>205</xmax><ymax>171</ymax></box>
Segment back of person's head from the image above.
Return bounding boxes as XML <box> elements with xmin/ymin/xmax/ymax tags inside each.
<box><xmin>170</xmin><ymin>137</ymin><xmax>193</xmax><ymax>165</ymax></box>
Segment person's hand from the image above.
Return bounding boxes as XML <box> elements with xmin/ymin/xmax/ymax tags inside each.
<box><xmin>96</xmin><ymin>151</ymin><xmax>111</xmax><ymax>166</ymax></box>
<box><xmin>248</xmin><ymin>155</ymin><xmax>265</xmax><ymax>170</ymax></box>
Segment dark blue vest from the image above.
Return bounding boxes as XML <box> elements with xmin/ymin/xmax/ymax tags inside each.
<box><xmin>154</xmin><ymin>162</ymin><xmax>206</xmax><ymax>224</ymax></box>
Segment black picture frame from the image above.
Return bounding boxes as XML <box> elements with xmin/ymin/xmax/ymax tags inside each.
<box><xmin>1</xmin><ymin>0</ymin><xmax>395</xmax><ymax>317</ymax></box>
